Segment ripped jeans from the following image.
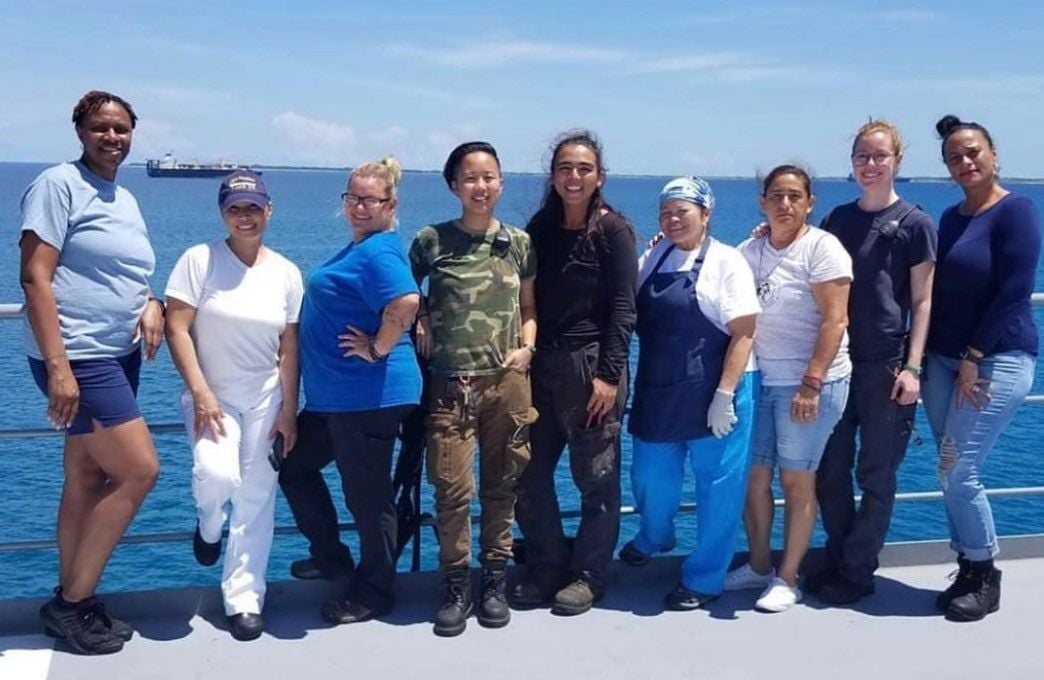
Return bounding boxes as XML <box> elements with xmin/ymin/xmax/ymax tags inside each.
<box><xmin>921</xmin><ymin>350</ymin><xmax>1035</xmax><ymax>561</ymax></box>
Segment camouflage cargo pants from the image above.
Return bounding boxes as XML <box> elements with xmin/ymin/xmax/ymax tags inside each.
<box><xmin>425</xmin><ymin>369</ymin><xmax>538</xmax><ymax>571</ymax></box>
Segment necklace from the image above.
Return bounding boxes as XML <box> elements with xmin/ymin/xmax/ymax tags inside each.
<box><xmin>755</xmin><ymin>225</ymin><xmax>809</xmax><ymax>301</ymax></box>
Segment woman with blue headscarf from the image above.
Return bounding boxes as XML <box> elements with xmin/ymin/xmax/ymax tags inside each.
<box><xmin>619</xmin><ymin>176</ymin><xmax>760</xmax><ymax>610</ymax></box>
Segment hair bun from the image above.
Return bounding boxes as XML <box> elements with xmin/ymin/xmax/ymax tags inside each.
<box><xmin>935</xmin><ymin>114</ymin><xmax>962</xmax><ymax>139</ymax></box>
<box><xmin>379</xmin><ymin>156</ymin><xmax>403</xmax><ymax>186</ymax></box>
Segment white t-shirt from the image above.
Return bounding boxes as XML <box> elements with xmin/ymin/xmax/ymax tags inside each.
<box><xmin>638</xmin><ymin>237</ymin><xmax>761</xmax><ymax>372</ymax></box>
<box><xmin>738</xmin><ymin>227</ymin><xmax>852</xmax><ymax>385</ymax></box>
<box><xmin>166</xmin><ymin>239</ymin><xmax>304</xmax><ymax>408</ymax></box>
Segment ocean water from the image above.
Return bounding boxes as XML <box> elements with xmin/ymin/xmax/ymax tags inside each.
<box><xmin>1</xmin><ymin>162</ymin><xmax>1042</xmax><ymax>600</ymax></box>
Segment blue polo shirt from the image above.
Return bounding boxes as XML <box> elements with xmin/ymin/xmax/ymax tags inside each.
<box><xmin>299</xmin><ymin>231</ymin><xmax>422</xmax><ymax>412</ymax></box>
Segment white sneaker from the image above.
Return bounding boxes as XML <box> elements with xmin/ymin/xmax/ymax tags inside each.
<box><xmin>723</xmin><ymin>563</ymin><xmax>776</xmax><ymax>591</ymax></box>
<box><xmin>755</xmin><ymin>577</ymin><xmax>803</xmax><ymax>613</ymax></box>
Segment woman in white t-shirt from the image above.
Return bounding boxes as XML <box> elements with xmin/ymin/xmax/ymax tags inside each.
<box><xmin>727</xmin><ymin>165</ymin><xmax>852</xmax><ymax>613</ymax></box>
<box><xmin>620</xmin><ymin>176</ymin><xmax>760</xmax><ymax>610</ymax></box>
<box><xmin>164</xmin><ymin>170</ymin><xmax>303</xmax><ymax>641</ymax></box>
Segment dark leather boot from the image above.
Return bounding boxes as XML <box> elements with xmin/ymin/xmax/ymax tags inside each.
<box><xmin>945</xmin><ymin>562</ymin><xmax>1001</xmax><ymax>622</ymax></box>
<box><xmin>935</xmin><ymin>554</ymin><xmax>973</xmax><ymax>611</ymax></box>
<box><xmin>478</xmin><ymin>561</ymin><xmax>510</xmax><ymax>628</ymax></box>
<box><xmin>433</xmin><ymin>569</ymin><xmax>472</xmax><ymax>637</ymax></box>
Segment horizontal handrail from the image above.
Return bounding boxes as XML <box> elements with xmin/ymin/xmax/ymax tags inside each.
<box><xmin>2</xmin><ymin>486</ymin><xmax>1043</xmax><ymax>554</ymax></box>
<box><xmin>2</xmin><ymin>392</ymin><xmax>1043</xmax><ymax>440</ymax></box>
<box><xmin>4</xmin><ymin>293</ymin><xmax>1044</xmax><ymax>320</ymax></box>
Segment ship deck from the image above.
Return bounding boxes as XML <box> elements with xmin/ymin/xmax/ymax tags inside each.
<box><xmin>2</xmin><ymin>536</ymin><xmax>1041</xmax><ymax>680</ymax></box>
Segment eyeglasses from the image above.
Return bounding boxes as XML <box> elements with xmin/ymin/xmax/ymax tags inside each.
<box><xmin>851</xmin><ymin>152</ymin><xmax>895</xmax><ymax>166</ymax></box>
<box><xmin>341</xmin><ymin>193</ymin><xmax>391</xmax><ymax>209</ymax></box>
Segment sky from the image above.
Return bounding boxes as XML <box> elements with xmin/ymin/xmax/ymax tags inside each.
<box><xmin>2</xmin><ymin>1</ymin><xmax>1043</xmax><ymax>177</ymax></box>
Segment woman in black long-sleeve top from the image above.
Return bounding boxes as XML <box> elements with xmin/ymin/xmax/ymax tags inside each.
<box><xmin>513</xmin><ymin>130</ymin><xmax>637</xmax><ymax>615</ymax></box>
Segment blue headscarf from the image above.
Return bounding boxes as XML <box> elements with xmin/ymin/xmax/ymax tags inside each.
<box><xmin>659</xmin><ymin>176</ymin><xmax>714</xmax><ymax>211</ymax></box>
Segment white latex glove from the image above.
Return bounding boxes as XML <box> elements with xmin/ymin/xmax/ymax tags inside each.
<box><xmin>707</xmin><ymin>388</ymin><xmax>738</xmax><ymax>439</ymax></box>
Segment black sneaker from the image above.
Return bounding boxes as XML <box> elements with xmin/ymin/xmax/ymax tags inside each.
<box><xmin>618</xmin><ymin>541</ymin><xmax>650</xmax><ymax>567</ymax></box>
<box><xmin>43</xmin><ymin>588</ymin><xmax>133</xmax><ymax>642</ymax></box>
<box><xmin>321</xmin><ymin>596</ymin><xmax>387</xmax><ymax>625</ymax></box>
<box><xmin>478</xmin><ymin>562</ymin><xmax>510</xmax><ymax>628</ymax></box>
<box><xmin>290</xmin><ymin>554</ymin><xmax>355</xmax><ymax>581</ymax></box>
<box><xmin>433</xmin><ymin>569</ymin><xmax>472</xmax><ymax>637</ymax></box>
<box><xmin>816</xmin><ymin>574</ymin><xmax>874</xmax><ymax>605</ymax></box>
<box><xmin>664</xmin><ymin>584</ymin><xmax>718</xmax><ymax>611</ymax></box>
<box><xmin>946</xmin><ymin>564</ymin><xmax>1001</xmax><ymax>622</ymax></box>
<box><xmin>40</xmin><ymin>595</ymin><xmax>124</xmax><ymax>655</ymax></box>
<box><xmin>193</xmin><ymin>522</ymin><xmax>221</xmax><ymax>566</ymax></box>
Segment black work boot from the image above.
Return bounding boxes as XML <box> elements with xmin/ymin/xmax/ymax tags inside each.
<box><xmin>935</xmin><ymin>554</ymin><xmax>973</xmax><ymax>611</ymax></box>
<box><xmin>478</xmin><ymin>561</ymin><xmax>510</xmax><ymax>628</ymax></box>
<box><xmin>433</xmin><ymin>569</ymin><xmax>473</xmax><ymax>637</ymax></box>
<box><xmin>946</xmin><ymin>562</ymin><xmax>1001</xmax><ymax>622</ymax></box>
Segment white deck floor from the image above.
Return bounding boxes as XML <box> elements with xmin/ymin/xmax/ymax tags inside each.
<box><xmin>2</xmin><ymin>537</ymin><xmax>1041</xmax><ymax>680</ymax></box>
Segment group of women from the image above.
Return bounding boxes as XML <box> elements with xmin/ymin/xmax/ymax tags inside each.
<box><xmin>18</xmin><ymin>89</ymin><xmax>1040</xmax><ymax>654</ymax></box>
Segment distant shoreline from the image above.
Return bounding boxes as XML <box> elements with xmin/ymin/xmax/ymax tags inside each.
<box><xmin>2</xmin><ymin>161</ymin><xmax>1043</xmax><ymax>184</ymax></box>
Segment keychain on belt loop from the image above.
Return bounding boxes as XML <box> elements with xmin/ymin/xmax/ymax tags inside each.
<box><xmin>458</xmin><ymin>376</ymin><xmax>475</xmax><ymax>421</ymax></box>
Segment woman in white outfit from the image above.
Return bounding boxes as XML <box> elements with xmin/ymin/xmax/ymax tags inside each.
<box><xmin>165</xmin><ymin>170</ymin><xmax>303</xmax><ymax>641</ymax></box>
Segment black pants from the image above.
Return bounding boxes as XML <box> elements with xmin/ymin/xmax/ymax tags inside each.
<box><xmin>817</xmin><ymin>357</ymin><xmax>916</xmax><ymax>587</ymax></box>
<box><xmin>515</xmin><ymin>342</ymin><xmax>627</xmax><ymax>594</ymax></box>
<box><xmin>278</xmin><ymin>405</ymin><xmax>414</xmax><ymax>610</ymax></box>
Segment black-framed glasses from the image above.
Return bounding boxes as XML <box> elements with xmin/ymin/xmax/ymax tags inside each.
<box><xmin>341</xmin><ymin>193</ymin><xmax>392</xmax><ymax>209</ymax></box>
<box><xmin>851</xmin><ymin>152</ymin><xmax>895</xmax><ymax>166</ymax></box>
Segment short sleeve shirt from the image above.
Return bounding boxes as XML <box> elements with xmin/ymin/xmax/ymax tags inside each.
<box><xmin>821</xmin><ymin>199</ymin><xmax>936</xmax><ymax>362</ymax></box>
<box><xmin>165</xmin><ymin>240</ymin><xmax>303</xmax><ymax>408</ymax></box>
<box><xmin>409</xmin><ymin>220</ymin><xmax>536</xmax><ymax>376</ymax></box>
<box><xmin>738</xmin><ymin>227</ymin><xmax>853</xmax><ymax>385</ymax></box>
<box><xmin>638</xmin><ymin>237</ymin><xmax>761</xmax><ymax>371</ymax></box>
<box><xmin>20</xmin><ymin>161</ymin><xmax>155</xmax><ymax>360</ymax></box>
<box><xmin>299</xmin><ymin>231</ymin><xmax>421</xmax><ymax>411</ymax></box>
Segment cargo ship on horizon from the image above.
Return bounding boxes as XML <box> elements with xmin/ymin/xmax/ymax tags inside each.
<box><xmin>145</xmin><ymin>153</ymin><xmax>257</xmax><ymax>178</ymax></box>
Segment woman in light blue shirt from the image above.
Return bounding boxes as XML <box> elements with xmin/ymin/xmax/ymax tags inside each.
<box><xmin>20</xmin><ymin>90</ymin><xmax>162</xmax><ymax>655</ymax></box>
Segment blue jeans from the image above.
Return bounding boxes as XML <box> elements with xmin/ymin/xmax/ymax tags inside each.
<box><xmin>921</xmin><ymin>350</ymin><xmax>1035</xmax><ymax>561</ymax></box>
<box><xmin>628</xmin><ymin>371</ymin><xmax>759</xmax><ymax>595</ymax></box>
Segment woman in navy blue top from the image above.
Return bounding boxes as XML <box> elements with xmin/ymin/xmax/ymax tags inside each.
<box><xmin>278</xmin><ymin>157</ymin><xmax>421</xmax><ymax>626</ymax></box>
<box><xmin>923</xmin><ymin>115</ymin><xmax>1041</xmax><ymax>623</ymax></box>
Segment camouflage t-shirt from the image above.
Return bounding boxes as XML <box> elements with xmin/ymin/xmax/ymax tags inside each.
<box><xmin>409</xmin><ymin>220</ymin><xmax>536</xmax><ymax>376</ymax></box>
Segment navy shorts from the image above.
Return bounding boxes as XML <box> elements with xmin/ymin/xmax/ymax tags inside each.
<box><xmin>29</xmin><ymin>349</ymin><xmax>142</xmax><ymax>436</ymax></box>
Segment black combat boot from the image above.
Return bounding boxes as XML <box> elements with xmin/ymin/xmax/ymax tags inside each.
<box><xmin>478</xmin><ymin>561</ymin><xmax>510</xmax><ymax>628</ymax></box>
<box><xmin>935</xmin><ymin>554</ymin><xmax>973</xmax><ymax>611</ymax></box>
<box><xmin>433</xmin><ymin>569</ymin><xmax>472</xmax><ymax>637</ymax></box>
<box><xmin>945</xmin><ymin>561</ymin><xmax>1001</xmax><ymax>622</ymax></box>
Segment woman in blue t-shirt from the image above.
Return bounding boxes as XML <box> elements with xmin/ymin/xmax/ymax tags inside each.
<box><xmin>278</xmin><ymin>157</ymin><xmax>421</xmax><ymax>626</ymax></box>
<box><xmin>923</xmin><ymin>115</ymin><xmax>1041</xmax><ymax>622</ymax></box>
<box><xmin>20</xmin><ymin>90</ymin><xmax>162</xmax><ymax>655</ymax></box>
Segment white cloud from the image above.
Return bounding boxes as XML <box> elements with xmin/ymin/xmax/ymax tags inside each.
<box><xmin>368</xmin><ymin>125</ymin><xmax>410</xmax><ymax>148</ymax></box>
<box><xmin>626</xmin><ymin>52</ymin><xmax>750</xmax><ymax>75</ymax></box>
<box><xmin>271</xmin><ymin>111</ymin><xmax>357</xmax><ymax>165</ymax></box>
<box><xmin>131</xmin><ymin>119</ymin><xmax>197</xmax><ymax>160</ymax></box>
<box><xmin>391</xmin><ymin>40</ymin><xmax>625</xmax><ymax>68</ymax></box>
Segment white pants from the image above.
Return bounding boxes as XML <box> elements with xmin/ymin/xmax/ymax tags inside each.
<box><xmin>180</xmin><ymin>390</ymin><xmax>281</xmax><ymax>616</ymax></box>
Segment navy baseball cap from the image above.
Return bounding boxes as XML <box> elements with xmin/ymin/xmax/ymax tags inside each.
<box><xmin>219</xmin><ymin>170</ymin><xmax>269</xmax><ymax>210</ymax></box>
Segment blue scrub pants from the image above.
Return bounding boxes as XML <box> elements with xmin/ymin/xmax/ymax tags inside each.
<box><xmin>629</xmin><ymin>370</ymin><xmax>759</xmax><ymax>595</ymax></box>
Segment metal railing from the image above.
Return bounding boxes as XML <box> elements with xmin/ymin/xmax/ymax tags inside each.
<box><xmin>3</xmin><ymin>297</ymin><xmax>1044</xmax><ymax>562</ymax></box>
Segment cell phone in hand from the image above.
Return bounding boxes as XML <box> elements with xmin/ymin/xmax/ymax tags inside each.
<box><xmin>268</xmin><ymin>432</ymin><xmax>285</xmax><ymax>472</ymax></box>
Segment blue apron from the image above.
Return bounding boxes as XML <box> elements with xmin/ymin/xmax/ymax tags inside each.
<box><xmin>628</xmin><ymin>239</ymin><xmax>731</xmax><ymax>442</ymax></box>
